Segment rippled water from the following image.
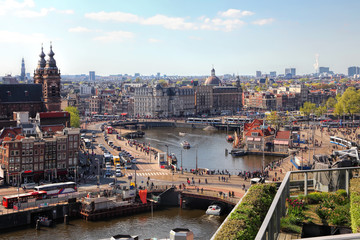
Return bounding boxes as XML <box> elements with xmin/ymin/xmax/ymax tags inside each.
<box><xmin>143</xmin><ymin>127</ymin><xmax>281</xmax><ymax>173</ymax></box>
<box><xmin>0</xmin><ymin>208</ymin><xmax>225</xmax><ymax>240</ymax></box>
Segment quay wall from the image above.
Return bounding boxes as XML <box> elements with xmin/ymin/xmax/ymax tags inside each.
<box><xmin>0</xmin><ymin>202</ymin><xmax>80</xmax><ymax>230</ymax></box>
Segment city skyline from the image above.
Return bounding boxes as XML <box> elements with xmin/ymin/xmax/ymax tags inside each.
<box><xmin>1</xmin><ymin>0</ymin><xmax>360</xmax><ymax>76</ymax></box>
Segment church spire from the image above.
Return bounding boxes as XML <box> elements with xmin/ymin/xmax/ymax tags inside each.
<box><xmin>45</xmin><ymin>42</ymin><xmax>57</xmax><ymax>69</ymax></box>
<box><xmin>37</xmin><ymin>44</ymin><xmax>46</xmax><ymax>69</ymax></box>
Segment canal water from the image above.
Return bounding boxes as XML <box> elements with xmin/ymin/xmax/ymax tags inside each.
<box><xmin>0</xmin><ymin>208</ymin><xmax>225</xmax><ymax>240</ymax></box>
<box><xmin>0</xmin><ymin>127</ymin><xmax>280</xmax><ymax>239</ymax></box>
<box><xmin>143</xmin><ymin>127</ymin><xmax>281</xmax><ymax>173</ymax></box>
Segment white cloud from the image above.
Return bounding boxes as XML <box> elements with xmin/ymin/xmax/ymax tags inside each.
<box><xmin>0</xmin><ymin>30</ymin><xmax>48</xmax><ymax>43</ymax></box>
<box><xmin>85</xmin><ymin>11</ymin><xmax>140</xmax><ymax>23</ymax></box>
<box><xmin>68</xmin><ymin>26</ymin><xmax>92</xmax><ymax>33</ymax></box>
<box><xmin>85</xmin><ymin>10</ymin><xmax>272</xmax><ymax>32</ymax></box>
<box><xmin>252</xmin><ymin>18</ymin><xmax>274</xmax><ymax>26</ymax></box>
<box><xmin>15</xmin><ymin>7</ymin><xmax>55</xmax><ymax>17</ymax></box>
<box><xmin>0</xmin><ymin>0</ymin><xmax>74</xmax><ymax>17</ymax></box>
<box><xmin>0</xmin><ymin>0</ymin><xmax>34</xmax><ymax>15</ymax></box>
<box><xmin>58</xmin><ymin>9</ymin><xmax>74</xmax><ymax>15</ymax></box>
<box><xmin>219</xmin><ymin>9</ymin><xmax>254</xmax><ymax>18</ymax></box>
<box><xmin>200</xmin><ymin>18</ymin><xmax>246</xmax><ymax>32</ymax></box>
<box><xmin>142</xmin><ymin>14</ymin><xmax>196</xmax><ymax>30</ymax></box>
<box><xmin>148</xmin><ymin>38</ymin><xmax>161</xmax><ymax>43</ymax></box>
<box><xmin>94</xmin><ymin>31</ymin><xmax>134</xmax><ymax>42</ymax></box>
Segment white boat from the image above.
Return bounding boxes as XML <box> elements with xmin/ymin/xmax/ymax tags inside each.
<box><xmin>37</xmin><ymin>216</ymin><xmax>53</xmax><ymax>227</ymax></box>
<box><xmin>181</xmin><ymin>141</ymin><xmax>191</xmax><ymax>149</ymax></box>
<box><xmin>179</xmin><ymin>132</ymin><xmax>186</xmax><ymax>137</ymax></box>
<box><xmin>206</xmin><ymin>204</ymin><xmax>221</xmax><ymax>216</ymax></box>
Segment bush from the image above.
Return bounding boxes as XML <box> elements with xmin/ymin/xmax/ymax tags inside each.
<box><xmin>280</xmin><ymin>217</ymin><xmax>302</xmax><ymax>234</ymax></box>
<box><xmin>214</xmin><ymin>183</ymin><xmax>277</xmax><ymax>240</ymax></box>
<box><xmin>329</xmin><ymin>204</ymin><xmax>350</xmax><ymax>226</ymax></box>
<box><xmin>350</xmin><ymin>178</ymin><xmax>360</xmax><ymax>233</ymax></box>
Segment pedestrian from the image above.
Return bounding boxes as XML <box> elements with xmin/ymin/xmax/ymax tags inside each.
<box><xmin>218</xmin><ymin>176</ymin><xmax>220</xmax><ymax>181</ymax></box>
<box><xmin>198</xmin><ymin>179</ymin><xmax>201</xmax><ymax>185</ymax></box>
<box><xmin>205</xmin><ymin>178</ymin><xmax>208</xmax><ymax>184</ymax></box>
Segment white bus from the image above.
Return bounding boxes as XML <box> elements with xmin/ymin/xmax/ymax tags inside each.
<box><xmin>34</xmin><ymin>182</ymin><xmax>77</xmax><ymax>196</ymax></box>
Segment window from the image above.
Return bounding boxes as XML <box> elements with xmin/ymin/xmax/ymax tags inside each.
<box><xmin>34</xmin><ymin>150</ymin><xmax>38</xmax><ymax>155</ymax></box>
<box><xmin>58</xmin><ymin>145</ymin><xmax>61</xmax><ymax>151</ymax></box>
<box><xmin>34</xmin><ymin>164</ymin><xmax>38</xmax><ymax>171</ymax></box>
<box><xmin>69</xmin><ymin>136</ymin><xmax>73</xmax><ymax>141</ymax></box>
<box><xmin>57</xmin><ymin>153</ymin><xmax>61</xmax><ymax>160</ymax></box>
<box><xmin>40</xmin><ymin>149</ymin><xmax>44</xmax><ymax>154</ymax></box>
<box><xmin>74</xmin><ymin>142</ymin><xmax>78</xmax><ymax>148</ymax></box>
<box><xmin>69</xmin><ymin>151</ymin><xmax>73</xmax><ymax>157</ymax></box>
<box><xmin>15</xmin><ymin>157</ymin><xmax>20</xmax><ymax>163</ymax></box>
<box><xmin>62</xmin><ymin>153</ymin><xmax>66</xmax><ymax>159</ymax></box>
<box><xmin>39</xmin><ymin>164</ymin><xmax>43</xmax><ymax>170</ymax></box>
<box><xmin>251</xmin><ymin>132</ymin><xmax>258</xmax><ymax>137</ymax></box>
<box><xmin>39</xmin><ymin>156</ymin><xmax>44</xmax><ymax>162</ymax></box>
<box><xmin>69</xmin><ymin>158</ymin><xmax>73</xmax><ymax>165</ymax></box>
<box><xmin>9</xmin><ymin>157</ymin><xmax>14</xmax><ymax>163</ymax></box>
<box><xmin>34</xmin><ymin>157</ymin><xmax>38</xmax><ymax>162</ymax></box>
<box><xmin>74</xmin><ymin>135</ymin><xmax>78</xmax><ymax>141</ymax></box>
<box><xmin>10</xmin><ymin>151</ymin><xmax>14</xmax><ymax>156</ymax></box>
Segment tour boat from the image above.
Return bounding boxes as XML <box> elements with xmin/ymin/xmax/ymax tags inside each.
<box><xmin>181</xmin><ymin>141</ymin><xmax>191</xmax><ymax>149</ymax></box>
<box><xmin>37</xmin><ymin>216</ymin><xmax>53</xmax><ymax>227</ymax></box>
<box><xmin>179</xmin><ymin>132</ymin><xmax>186</xmax><ymax>137</ymax></box>
<box><xmin>206</xmin><ymin>204</ymin><xmax>221</xmax><ymax>216</ymax></box>
<box><xmin>230</xmin><ymin>149</ymin><xmax>247</xmax><ymax>157</ymax></box>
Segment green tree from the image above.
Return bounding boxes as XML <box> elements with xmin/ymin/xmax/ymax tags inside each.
<box><xmin>266</xmin><ymin>111</ymin><xmax>283</xmax><ymax>131</ymax></box>
<box><xmin>315</xmin><ymin>105</ymin><xmax>327</xmax><ymax>117</ymax></box>
<box><xmin>300</xmin><ymin>101</ymin><xmax>316</xmax><ymax>118</ymax></box>
<box><xmin>65</xmin><ymin>106</ymin><xmax>80</xmax><ymax>128</ymax></box>
<box><xmin>326</xmin><ymin>97</ymin><xmax>337</xmax><ymax>109</ymax></box>
<box><xmin>334</xmin><ymin>87</ymin><xmax>360</xmax><ymax>119</ymax></box>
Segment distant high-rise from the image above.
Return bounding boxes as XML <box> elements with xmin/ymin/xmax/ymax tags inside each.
<box><xmin>270</xmin><ymin>71</ymin><xmax>276</xmax><ymax>77</ymax></box>
<box><xmin>348</xmin><ymin>66</ymin><xmax>360</xmax><ymax>77</ymax></box>
<box><xmin>319</xmin><ymin>67</ymin><xmax>330</xmax><ymax>74</ymax></box>
<box><xmin>20</xmin><ymin>58</ymin><xmax>26</xmax><ymax>82</ymax></box>
<box><xmin>134</xmin><ymin>73</ymin><xmax>140</xmax><ymax>78</ymax></box>
<box><xmin>256</xmin><ymin>71</ymin><xmax>262</xmax><ymax>78</ymax></box>
<box><xmin>89</xmin><ymin>71</ymin><xmax>95</xmax><ymax>81</ymax></box>
<box><xmin>285</xmin><ymin>68</ymin><xmax>296</xmax><ymax>77</ymax></box>
<box><xmin>156</xmin><ymin>72</ymin><xmax>160</xmax><ymax>79</ymax></box>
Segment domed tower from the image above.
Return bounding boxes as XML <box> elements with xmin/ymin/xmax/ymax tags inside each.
<box><xmin>205</xmin><ymin>67</ymin><xmax>222</xmax><ymax>86</ymax></box>
<box><xmin>34</xmin><ymin>45</ymin><xmax>46</xmax><ymax>84</ymax></box>
<box><xmin>42</xmin><ymin>43</ymin><xmax>61</xmax><ymax>111</ymax></box>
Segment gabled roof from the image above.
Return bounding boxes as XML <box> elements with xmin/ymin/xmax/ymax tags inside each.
<box><xmin>40</xmin><ymin>125</ymin><xmax>65</xmax><ymax>134</ymax></box>
<box><xmin>0</xmin><ymin>84</ymin><xmax>43</xmax><ymax>102</ymax></box>
<box><xmin>0</xmin><ymin>127</ymin><xmax>22</xmax><ymax>139</ymax></box>
<box><xmin>275</xmin><ymin>131</ymin><xmax>291</xmax><ymax>139</ymax></box>
<box><xmin>244</xmin><ymin>119</ymin><xmax>264</xmax><ymax>131</ymax></box>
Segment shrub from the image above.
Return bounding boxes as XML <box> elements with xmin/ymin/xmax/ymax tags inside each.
<box><xmin>280</xmin><ymin>217</ymin><xmax>302</xmax><ymax>234</ymax></box>
<box><xmin>329</xmin><ymin>204</ymin><xmax>350</xmax><ymax>226</ymax></box>
<box><xmin>350</xmin><ymin>178</ymin><xmax>360</xmax><ymax>233</ymax></box>
<box><xmin>214</xmin><ymin>183</ymin><xmax>277</xmax><ymax>240</ymax></box>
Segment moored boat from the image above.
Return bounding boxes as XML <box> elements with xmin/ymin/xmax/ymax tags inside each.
<box><xmin>181</xmin><ymin>141</ymin><xmax>191</xmax><ymax>149</ymax></box>
<box><xmin>226</xmin><ymin>135</ymin><xmax>234</xmax><ymax>142</ymax></box>
<box><xmin>230</xmin><ymin>149</ymin><xmax>247</xmax><ymax>157</ymax></box>
<box><xmin>206</xmin><ymin>204</ymin><xmax>221</xmax><ymax>216</ymax></box>
<box><xmin>179</xmin><ymin>132</ymin><xmax>186</xmax><ymax>137</ymax></box>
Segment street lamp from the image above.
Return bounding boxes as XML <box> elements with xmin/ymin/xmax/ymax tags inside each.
<box><xmin>165</xmin><ymin>144</ymin><xmax>169</xmax><ymax>165</ymax></box>
<box><xmin>96</xmin><ymin>157</ymin><xmax>100</xmax><ymax>190</ymax></box>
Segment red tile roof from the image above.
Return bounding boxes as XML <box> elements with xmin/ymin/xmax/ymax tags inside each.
<box><xmin>275</xmin><ymin>131</ymin><xmax>291</xmax><ymax>139</ymax></box>
<box><xmin>40</xmin><ymin>125</ymin><xmax>65</xmax><ymax>133</ymax></box>
<box><xmin>0</xmin><ymin>127</ymin><xmax>22</xmax><ymax>139</ymax></box>
<box><xmin>39</xmin><ymin>112</ymin><xmax>70</xmax><ymax>118</ymax></box>
<box><xmin>15</xmin><ymin>135</ymin><xmax>25</xmax><ymax>140</ymax></box>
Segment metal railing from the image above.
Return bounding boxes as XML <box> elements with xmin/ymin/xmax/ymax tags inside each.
<box><xmin>255</xmin><ymin>166</ymin><xmax>360</xmax><ymax>240</ymax></box>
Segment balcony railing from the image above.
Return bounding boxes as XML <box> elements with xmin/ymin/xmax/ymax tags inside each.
<box><xmin>255</xmin><ymin>166</ymin><xmax>360</xmax><ymax>240</ymax></box>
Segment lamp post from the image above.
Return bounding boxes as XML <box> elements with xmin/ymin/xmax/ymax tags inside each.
<box><xmin>165</xmin><ymin>144</ymin><xmax>169</xmax><ymax>165</ymax></box>
<box><xmin>96</xmin><ymin>157</ymin><xmax>100</xmax><ymax>190</ymax></box>
<box><xmin>180</xmin><ymin>150</ymin><xmax>183</xmax><ymax>174</ymax></box>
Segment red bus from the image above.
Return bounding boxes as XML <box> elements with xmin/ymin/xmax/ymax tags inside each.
<box><xmin>107</xmin><ymin>126</ymin><xmax>113</xmax><ymax>134</ymax></box>
<box><xmin>2</xmin><ymin>191</ymin><xmax>47</xmax><ymax>209</ymax></box>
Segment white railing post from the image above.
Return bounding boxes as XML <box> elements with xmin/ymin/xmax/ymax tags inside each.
<box><xmin>304</xmin><ymin>172</ymin><xmax>308</xmax><ymax>196</ymax></box>
<box><xmin>346</xmin><ymin>169</ymin><xmax>350</xmax><ymax>196</ymax></box>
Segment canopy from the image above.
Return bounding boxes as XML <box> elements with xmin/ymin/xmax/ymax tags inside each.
<box><xmin>121</xmin><ymin>113</ymin><xmax>128</xmax><ymax>116</ymax></box>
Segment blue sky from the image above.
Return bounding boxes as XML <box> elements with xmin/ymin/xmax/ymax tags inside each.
<box><xmin>0</xmin><ymin>0</ymin><xmax>360</xmax><ymax>76</ymax></box>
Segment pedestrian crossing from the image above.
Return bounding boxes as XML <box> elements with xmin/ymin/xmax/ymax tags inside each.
<box><xmin>84</xmin><ymin>175</ymin><xmax>97</xmax><ymax>180</ymax></box>
<box><xmin>126</xmin><ymin>172</ymin><xmax>170</xmax><ymax>177</ymax></box>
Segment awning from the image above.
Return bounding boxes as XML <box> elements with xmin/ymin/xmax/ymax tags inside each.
<box><xmin>254</xmin><ymin>138</ymin><xmax>261</xmax><ymax>141</ymax></box>
<box><xmin>274</xmin><ymin>140</ymin><xmax>289</xmax><ymax>145</ymax></box>
<box><xmin>121</xmin><ymin>113</ymin><xmax>128</xmax><ymax>116</ymax></box>
<box><xmin>104</xmin><ymin>113</ymin><xmax>109</xmax><ymax>115</ymax></box>
<box><xmin>91</xmin><ymin>112</ymin><xmax>97</xmax><ymax>114</ymax></box>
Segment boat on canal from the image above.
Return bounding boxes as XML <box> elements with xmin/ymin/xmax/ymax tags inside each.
<box><xmin>226</xmin><ymin>135</ymin><xmax>234</xmax><ymax>142</ymax></box>
<box><xmin>179</xmin><ymin>132</ymin><xmax>186</xmax><ymax>137</ymax></box>
<box><xmin>206</xmin><ymin>204</ymin><xmax>221</xmax><ymax>216</ymax></box>
<box><xmin>230</xmin><ymin>149</ymin><xmax>247</xmax><ymax>157</ymax></box>
<box><xmin>181</xmin><ymin>141</ymin><xmax>191</xmax><ymax>149</ymax></box>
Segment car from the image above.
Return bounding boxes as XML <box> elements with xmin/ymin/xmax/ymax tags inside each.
<box><xmin>115</xmin><ymin>169</ymin><xmax>122</xmax><ymax>177</ymax></box>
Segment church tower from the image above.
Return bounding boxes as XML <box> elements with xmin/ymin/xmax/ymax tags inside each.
<box><xmin>20</xmin><ymin>58</ymin><xmax>26</xmax><ymax>82</ymax></box>
<box><xmin>42</xmin><ymin>43</ymin><xmax>61</xmax><ymax>111</ymax></box>
<box><xmin>34</xmin><ymin>45</ymin><xmax>46</xmax><ymax>84</ymax></box>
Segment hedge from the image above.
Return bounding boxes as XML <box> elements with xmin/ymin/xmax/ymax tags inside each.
<box><xmin>214</xmin><ymin>183</ymin><xmax>277</xmax><ymax>240</ymax></box>
<box><xmin>350</xmin><ymin>178</ymin><xmax>360</xmax><ymax>233</ymax></box>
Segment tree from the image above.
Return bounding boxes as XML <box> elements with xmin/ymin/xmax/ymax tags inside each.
<box><xmin>65</xmin><ymin>106</ymin><xmax>80</xmax><ymax>128</ymax></box>
<box><xmin>300</xmin><ymin>102</ymin><xmax>316</xmax><ymax>118</ymax></box>
<box><xmin>326</xmin><ymin>97</ymin><xmax>337</xmax><ymax>109</ymax></box>
<box><xmin>266</xmin><ymin>111</ymin><xmax>283</xmax><ymax>131</ymax></box>
<box><xmin>334</xmin><ymin>87</ymin><xmax>360</xmax><ymax>119</ymax></box>
<box><xmin>315</xmin><ymin>105</ymin><xmax>327</xmax><ymax>117</ymax></box>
